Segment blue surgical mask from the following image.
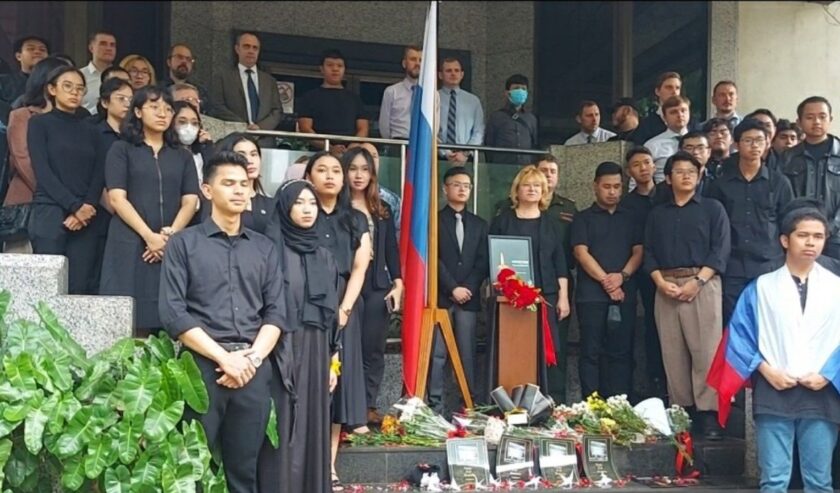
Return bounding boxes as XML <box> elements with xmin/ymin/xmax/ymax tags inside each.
<box><xmin>508</xmin><ymin>88</ymin><xmax>528</xmax><ymax>107</ymax></box>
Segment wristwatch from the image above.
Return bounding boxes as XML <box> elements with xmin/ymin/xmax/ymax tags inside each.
<box><xmin>248</xmin><ymin>354</ymin><xmax>263</xmax><ymax>368</ymax></box>
<box><xmin>621</xmin><ymin>271</ymin><xmax>631</xmax><ymax>283</ymax></box>
<box><xmin>693</xmin><ymin>276</ymin><xmax>707</xmax><ymax>287</ymax></box>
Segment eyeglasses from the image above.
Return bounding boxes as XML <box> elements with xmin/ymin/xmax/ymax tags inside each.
<box><xmin>111</xmin><ymin>94</ymin><xmax>132</xmax><ymax>106</ymax></box>
<box><xmin>144</xmin><ymin>103</ymin><xmax>175</xmax><ymax>115</ymax></box>
<box><xmin>128</xmin><ymin>68</ymin><xmax>151</xmax><ymax>77</ymax></box>
<box><xmin>59</xmin><ymin>81</ymin><xmax>87</xmax><ymax>95</ymax></box>
<box><xmin>741</xmin><ymin>137</ymin><xmax>767</xmax><ymax>147</ymax></box>
<box><xmin>682</xmin><ymin>144</ymin><xmax>709</xmax><ymax>152</ymax></box>
<box><xmin>170</xmin><ymin>54</ymin><xmax>195</xmax><ymax>63</ymax></box>
<box><xmin>446</xmin><ymin>182</ymin><xmax>472</xmax><ymax>190</ymax></box>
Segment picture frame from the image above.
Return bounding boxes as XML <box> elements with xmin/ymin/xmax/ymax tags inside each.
<box><xmin>488</xmin><ymin>235</ymin><xmax>534</xmax><ymax>285</ymax></box>
<box><xmin>446</xmin><ymin>438</ymin><xmax>490</xmax><ymax>487</ymax></box>
<box><xmin>495</xmin><ymin>435</ymin><xmax>535</xmax><ymax>482</ymax></box>
<box><xmin>581</xmin><ymin>435</ymin><xmax>621</xmax><ymax>487</ymax></box>
<box><xmin>538</xmin><ymin>438</ymin><xmax>579</xmax><ymax>487</ymax></box>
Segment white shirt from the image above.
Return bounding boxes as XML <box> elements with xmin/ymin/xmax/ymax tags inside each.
<box><xmin>564</xmin><ymin>127</ymin><xmax>616</xmax><ymax>146</ymax></box>
<box><xmin>238</xmin><ymin>63</ymin><xmax>260</xmax><ymax>124</ymax></box>
<box><xmin>379</xmin><ymin>77</ymin><xmax>416</xmax><ymax>139</ymax></box>
<box><xmin>80</xmin><ymin>61</ymin><xmax>104</xmax><ymax>114</ymax></box>
<box><xmin>645</xmin><ymin>128</ymin><xmax>687</xmax><ymax>183</ymax></box>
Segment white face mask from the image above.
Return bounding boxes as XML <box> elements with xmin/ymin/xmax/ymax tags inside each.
<box><xmin>176</xmin><ymin>124</ymin><xmax>199</xmax><ymax>146</ymax></box>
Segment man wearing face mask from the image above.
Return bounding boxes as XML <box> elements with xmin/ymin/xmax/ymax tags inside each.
<box><xmin>485</xmin><ymin>74</ymin><xmax>539</xmax><ymax>165</ymax></box>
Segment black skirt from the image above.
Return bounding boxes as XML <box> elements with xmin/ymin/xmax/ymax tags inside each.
<box><xmin>331</xmin><ymin>277</ymin><xmax>367</xmax><ymax>426</ymax></box>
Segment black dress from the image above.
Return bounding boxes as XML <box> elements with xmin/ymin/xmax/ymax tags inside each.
<box><xmin>100</xmin><ymin>140</ymin><xmax>199</xmax><ymax>329</ymax></box>
<box><xmin>486</xmin><ymin>210</ymin><xmax>568</xmax><ymax>399</ymax></box>
<box><xmin>317</xmin><ymin>206</ymin><xmax>369</xmax><ymax>426</ymax></box>
<box><xmin>259</xmin><ymin>245</ymin><xmax>337</xmax><ymax>493</ymax></box>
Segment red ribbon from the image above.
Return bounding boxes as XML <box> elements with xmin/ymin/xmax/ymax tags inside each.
<box><xmin>675</xmin><ymin>431</ymin><xmax>700</xmax><ymax>479</ymax></box>
<box><xmin>540</xmin><ymin>300</ymin><xmax>557</xmax><ymax>366</ymax></box>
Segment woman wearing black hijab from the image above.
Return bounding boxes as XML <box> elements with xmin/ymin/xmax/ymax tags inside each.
<box><xmin>259</xmin><ymin>180</ymin><xmax>339</xmax><ymax>493</ymax></box>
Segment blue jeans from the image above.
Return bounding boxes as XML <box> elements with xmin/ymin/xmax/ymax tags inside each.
<box><xmin>756</xmin><ymin>414</ymin><xmax>838</xmax><ymax>492</ymax></box>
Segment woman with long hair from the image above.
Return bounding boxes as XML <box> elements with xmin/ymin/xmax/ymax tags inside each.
<box><xmin>488</xmin><ymin>165</ymin><xmax>571</xmax><ymax>399</ymax></box>
<box><xmin>27</xmin><ymin>65</ymin><xmax>105</xmax><ymax>294</ymax></box>
<box><xmin>99</xmin><ymin>86</ymin><xmax>199</xmax><ymax>335</ymax></box>
<box><xmin>259</xmin><ymin>179</ymin><xmax>339</xmax><ymax>493</ymax></box>
<box><xmin>342</xmin><ymin>146</ymin><xmax>403</xmax><ymax>425</ymax></box>
<box><xmin>171</xmin><ymin>101</ymin><xmax>213</xmax><ymax>187</ymax></box>
<box><xmin>3</xmin><ymin>56</ymin><xmax>71</xmax><ymax>253</ymax></box>
<box><xmin>303</xmin><ymin>151</ymin><xmax>371</xmax><ymax>491</ymax></box>
<box><xmin>211</xmin><ymin>132</ymin><xmax>275</xmax><ymax>234</ymax></box>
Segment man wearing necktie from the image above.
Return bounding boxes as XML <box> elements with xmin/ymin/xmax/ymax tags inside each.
<box><xmin>427</xmin><ymin>167</ymin><xmax>489</xmax><ymax>412</ymax></box>
<box><xmin>564</xmin><ymin>101</ymin><xmax>616</xmax><ymax>146</ymax></box>
<box><xmin>212</xmin><ymin>32</ymin><xmax>284</xmax><ymax>133</ymax></box>
<box><xmin>437</xmin><ymin>58</ymin><xmax>485</xmax><ymax>164</ymax></box>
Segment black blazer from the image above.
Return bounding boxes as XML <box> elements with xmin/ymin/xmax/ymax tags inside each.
<box><xmin>369</xmin><ymin>207</ymin><xmax>401</xmax><ymax>290</ymax></box>
<box><xmin>489</xmin><ymin>209</ymin><xmax>568</xmax><ymax>295</ymax></box>
<box><xmin>438</xmin><ymin>206</ymin><xmax>489</xmax><ymax>311</ymax></box>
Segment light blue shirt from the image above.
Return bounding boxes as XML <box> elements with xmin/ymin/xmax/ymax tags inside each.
<box><xmin>564</xmin><ymin>127</ymin><xmax>616</xmax><ymax>146</ymax></box>
<box><xmin>437</xmin><ymin>87</ymin><xmax>485</xmax><ymax>146</ymax></box>
<box><xmin>379</xmin><ymin>77</ymin><xmax>416</xmax><ymax>139</ymax></box>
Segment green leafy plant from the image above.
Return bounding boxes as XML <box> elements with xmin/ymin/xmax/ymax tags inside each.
<box><xmin>0</xmin><ymin>291</ymin><xmax>227</xmax><ymax>492</ymax></box>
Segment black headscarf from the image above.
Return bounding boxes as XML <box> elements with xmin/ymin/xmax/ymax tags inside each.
<box><xmin>276</xmin><ymin>180</ymin><xmax>336</xmax><ymax>331</ymax></box>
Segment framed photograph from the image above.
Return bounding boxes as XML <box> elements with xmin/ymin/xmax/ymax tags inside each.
<box><xmin>446</xmin><ymin>438</ymin><xmax>490</xmax><ymax>487</ymax></box>
<box><xmin>581</xmin><ymin>435</ymin><xmax>621</xmax><ymax>486</ymax></box>
<box><xmin>538</xmin><ymin>438</ymin><xmax>579</xmax><ymax>486</ymax></box>
<box><xmin>488</xmin><ymin>235</ymin><xmax>534</xmax><ymax>285</ymax></box>
<box><xmin>495</xmin><ymin>435</ymin><xmax>535</xmax><ymax>482</ymax></box>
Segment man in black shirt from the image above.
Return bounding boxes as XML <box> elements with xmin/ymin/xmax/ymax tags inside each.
<box><xmin>783</xmin><ymin>96</ymin><xmax>840</xmax><ymax>259</ymax></box>
<box><xmin>706</xmin><ymin>119</ymin><xmax>794</xmax><ymax>324</ymax></box>
<box><xmin>298</xmin><ymin>49</ymin><xmax>368</xmax><ymax>154</ymax></box>
<box><xmin>644</xmin><ymin>151</ymin><xmax>731</xmax><ymax>439</ymax></box>
<box><xmin>0</xmin><ymin>35</ymin><xmax>49</xmax><ymax>123</ymax></box>
<box><xmin>703</xmin><ymin>118</ymin><xmax>732</xmax><ymax>178</ymax></box>
<box><xmin>620</xmin><ymin>146</ymin><xmax>666</xmax><ymax>398</ymax></box>
<box><xmin>485</xmin><ymin>74</ymin><xmax>538</xmax><ymax>165</ymax></box>
<box><xmin>160</xmin><ymin>151</ymin><xmax>285</xmax><ymax>493</ymax></box>
<box><xmin>571</xmin><ymin>162</ymin><xmax>643</xmax><ymax>399</ymax></box>
<box><xmin>650</xmin><ymin>131</ymin><xmax>714</xmax><ymax>206</ymax></box>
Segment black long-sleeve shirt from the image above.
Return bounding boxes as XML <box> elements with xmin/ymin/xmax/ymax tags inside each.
<box><xmin>28</xmin><ymin>108</ymin><xmax>102</xmax><ymax>213</ymax></box>
<box><xmin>643</xmin><ymin>193</ymin><xmax>731</xmax><ymax>274</ymax></box>
<box><xmin>159</xmin><ymin>218</ymin><xmax>287</xmax><ymax>343</ymax></box>
<box><xmin>706</xmin><ymin>164</ymin><xmax>794</xmax><ymax>278</ymax></box>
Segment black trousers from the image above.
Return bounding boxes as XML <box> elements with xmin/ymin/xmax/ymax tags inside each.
<box><xmin>723</xmin><ymin>275</ymin><xmax>751</xmax><ymax>327</ymax></box>
<box><xmin>637</xmin><ymin>274</ymin><xmax>666</xmax><ymax>382</ymax></box>
<box><xmin>187</xmin><ymin>351</ymin><xmax>272</xmax><ymax>493</ymax></box>
<box><xmin>428</xmin><ymin>305</ymin><xmax>478</xmax><ymax>409</ymax></box>
<box><xmin>360</xmin><ymin>268</ymin><xmax>390</xmax><ymax>410</ymax></box>
<box><xmin>577</xmin><ymin>299</ymin><xmax>636</xmax><ymax>399</ymax></box>
<box><xmin>28</xmin><ymin>203</ymin><xmax>106</xmax><ymax>295</ymax></box>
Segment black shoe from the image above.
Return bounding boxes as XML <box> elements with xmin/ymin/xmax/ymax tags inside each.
<box><xmin>703</xmin><ymin>412</ymin><xmax>724</xmax><ymax>441</ymax></box>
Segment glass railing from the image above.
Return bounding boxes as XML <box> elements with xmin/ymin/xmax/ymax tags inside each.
<box><xmin>246</xmin><ymin>130</ymin><xmax>547</xmax><ymax>223</ymax></box>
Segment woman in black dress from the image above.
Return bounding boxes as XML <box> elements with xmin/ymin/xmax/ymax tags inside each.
<box><xmin>259</xmin><ymin>179</ymin><xmax>339</xmax><ymax>493</ymax></box>
<box><xmin>209</xmin><ymin>133</ymin><xmax>275</xmax><ymax>234</ymax></box>
<box><xmin>342</xmin><ymin>147</ymin><xmax>403</xmax><ymax>424</ymax></box>
<box><xmin>100</xmin><ymin>86</ymin><xmax>199</xmax><ymax>335</ymax></box>
<box><xmin>488</xmin><ymin>165</ymin><xmax>571</xmax><ymax>399</ymax></box>
<box><xmin>28</xmin><ymin>65</ymin><xmax>105</xmax><ymax>294</ymax></box>
<box><xmin>304</xmin><ymin>151</ymin><xmax>371</xmax><ymax>491</ymax></box>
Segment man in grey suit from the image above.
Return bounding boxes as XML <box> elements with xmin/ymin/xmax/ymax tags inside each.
<box><xmin>212</xmin><ymin>32</ymin><xmax>283</xmax><ymax>131</ymax></box>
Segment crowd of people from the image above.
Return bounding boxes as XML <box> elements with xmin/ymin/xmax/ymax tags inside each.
<box><xmin>0</xmin><ymin>28</ymin><xmax>838</xmax><ymax>493</ymax></box>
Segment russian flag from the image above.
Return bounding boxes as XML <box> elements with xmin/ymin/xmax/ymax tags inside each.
<box><xmin>399</xmin><ymin>1</ymin><xmax>437</xmax><ymax>396</ymax></box>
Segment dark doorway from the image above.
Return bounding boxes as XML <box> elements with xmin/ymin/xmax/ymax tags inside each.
<box><xmin>102</xmin><ymin>1</ymin><xmax>170</xmax><ymax>73</ymax></box>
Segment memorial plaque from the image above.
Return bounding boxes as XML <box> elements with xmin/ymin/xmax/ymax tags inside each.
<box><xmin>495</xmin><ymin>435</ymin><xmax>535</xmax><ymax>482</ymax></box>
<box><xmin>538</xmin><ymin>438</ymin><xmax>579</xmax><ymax>487</ymax></box>
<box><xmin>446</xmin><ymin>438</ymin><xmax>490</xmax><ymax>487</ymax></box>
<box><xmin>581</xmin><ymin>435</ymin><xmax>621</xmax><ymax>487</ymax></box>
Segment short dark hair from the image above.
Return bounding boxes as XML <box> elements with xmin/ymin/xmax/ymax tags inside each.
<box><xmin>733</xmin><ymin>118</ymin><xmax>770</xmax><ymax>142</ymax></box>
<box><xmin>172</xmin><ymin>100</ymin><xmax>203</xmax><ymax>153</ymax></box>
<box><xmin>443</xmin><ymin>166</ymin><xmax>472</xmax><ymax>183</ymax></box>
<box><xmin>797</xmin><ymin>96</ymin><xmax>832</xmax><ymax>119</ymax></box>
<box><xmin>14</xmin><ymin>35</ymin><xmax>49</xmax><ymax>54</ymax></box>
<box><xmin>21</xmin><ymin>56</ymin><xmax>71</xmax><ymax>108</ymax></box>
<box><xmin>712</xmin><ymin>80</ymin><xmax>737</xmax><ymax>94</ymax></box>
<box><xmin>656</xmin><ymin>71</ymin><xmax>682</xmax><ymax>88</ymax></box>
<box><xmin>88</xmin><ymin>31</ymin><xmax>116</xmax><ymax>44</ymax></box>
<box><xmin>320</xmin><ymin>49</ymin><xmax>345</xmax><ymax>66</ymax></box>
<box><xmin>505</xmin><ymin>73</ymin><xmax>529</xmax><ymax>90</ymax></box>
<box><xmin>53</xmin><ymin>53</ymin><xmax>76</xmax><ymax>66</ymax></box>
<box><xmin>702</xmin><ymin>117</ymin><xmax>732</xmax><ymax>134</ymax></box>
<box><xmin>776</xmin><ymin>119</ymin><xmax>802</xmax><ymax>137</ymax></box>
<box><xmin>780</xmin><ymin>198</ymin><xmax>829</xmax><ymax>237</ymax></box>
<box><xmin>662</xmin><ymin>95</ymin><xmax>690</xmax><ymax>112</ymax></box>
<box><xmin>404</xmin><ymin>44</ymin><xmax>422</xmax><ymax>58</ymax></box>
<box><xmin>204</xmin><ymin>151</ymin><xmax>249</xmax><ymax>183</ymax></box>
<box><xmin>100</xmin><ymin>66</ymin><xmax>129</xmax><ymax>84</ymax></box>
<box><xmin>664</xmin><ymin>151</ymin><xmax>701</xmax><ymax>176</ymax></box>
<box><xmin>594</xmin><ymin>161</ymin><xmax>622</xmax><ymax>181</ymax></box>
<box><xmin>577</xmin><ymin>100</ymin><xmax>598</xmax><ymax>116</ymax></box>
<box><xmin>214</xmin><ymin>132</ymin><xmax>264</xmax><ymax>194</ymax></box>
<box><xmin>612</xmin><ymin>97</ymin><xmax>638</xmax><ymax>115</ymax></box>
<box><xmin>44</xmin><ymin>65</ymin><xmax>85</xmax><ymax>106</ymax></box>
<box><xmin>96</xmin><ymin>76</ymin><xmax>133</xmax><ymax>118</ymax></box>
<box><xmin>235</xmin><ymin>31</ymin><xmax>260</xmax><ymax>45</ymax></box>
<box><xmin>536</xmin><ymin>153</ymin><xmax>559</xmax><ymax>165</ymax></box>
<box><xmin>121</xmin><ymin>85</ymin><xmax>179</xmax><ymax>147</ymax></box>
<box><xmin>624</xmin><ymin>146</ymin><xmax>652</xmax><ymax>164</ymax></box>
<box><xmin>745</xmin><ymin>108</ymin><xmax>777</xmax><ymax>125</ymax></box>
<box><xmin>439</xmin><ymin>57</ymin><xmax>462</xmax><ymax>70</ymax></box>
<box><xmin>679</xmin><ymin>131</ymin><xmax>709</xmax><ymax>148</ymax></box>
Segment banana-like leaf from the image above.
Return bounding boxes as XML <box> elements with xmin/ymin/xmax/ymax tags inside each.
<box><xmin>39</xmin><ymin>353</ymin><xmax>73</xmax><ymax>392</ymax></box>
<box><xmin>0</xmin><ymin>403</ymin><xmax>21</xmax><ymax>438</ymax></box>
<box><xmin>103</xmin><ymin>464</ymin><xmax>131</xmax><ymax>493</ymax></box>
<box><xmin>47</xmin><ymin>393</ymin><xmax>81</xmax><ymax>435</ymax></box>
<box><xmin>84</xmin><ymin>434</ymin><xmax>118</xmax><ymax>479</ymax></box>
<box><xmin>161</xmin><ymin>462</ymin><xmax>196</xmax><ymax>493</ymax></box>
<box><xmin>75</xmin><ymin>359</ymin><xmax>112</xmax><ymax>402</ymax></box>
<box><xmin>113</xmin><ymin>413</ymin><xmax>143</xmax><ymax>465</ymax></box>
<box><xmin>35</xmin><ymin>302</ymin><xmax>88</xmax><ymax>366</ymax></box>
<box><xmin>145</xmin><ymin>334</ymin><xmax>176</xmax><ymax>363</ymax></box>
<box><xmin>24</xmin><ymin>392</ymin><xmax>57</xmax><ymax>454</ymax></box>
<box><xmin>5</xmin><ymin>444</ymin><xmax>37</xmax><ymax>487</ymax></box>
<box><xmin>116</xmin><ymin>366</ymin><xmax>161</xmax><ymax>416</ymax></box>
<box><xmin>201</xmin><ymin>466</ymin><xmax>228</xmax><ymax>493</ymax></box>
<box><xmin>266</xmin><ymin>399</ymin><xmax>279</xmax><ymax>448</ymax></box>
<box><xmin>168</xmin><ymin>352</ymin><xmax>209</xmax><ymax>413</ymax></box>
<box><xmin>4</xmin><ymin>353</ymin><xmax>38</xmax><ymax>391</ymax></box>
<box><xmin>129</xmin><ymin>452</ymin><xmax>163</xmax><ymax>488</ymax></box>
<box><xmin>0</xmin><ymin>438</ymin><xmax>11</xmax><ymax>485</ymax></box>
<box><xmin>143</xmin><ymin>393</ymin><xmax>184</xmax><ymax>443</ymax></box>
<box><xmin>55</xmin><ymin>406</ymin><xmax>95</xmax><ymax>457</ymax></box>
<box><xmin>60</xmin><ymin>456</ymin><xmax>85</xmax><ymax>491</ymax></box>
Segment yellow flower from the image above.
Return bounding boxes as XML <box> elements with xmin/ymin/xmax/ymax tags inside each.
<box><xmin>600</xmin><ymin>417</ymin><xmax>617</xmax><ymax>429</ymax></box>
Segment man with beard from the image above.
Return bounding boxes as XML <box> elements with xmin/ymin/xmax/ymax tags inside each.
<box><xmin>163</xmin><ymin>44</ymin><xmax>215</xmax><ymax>115</ymax></box>
<box><xmin>379</xmin><ymin>45</ymin><xmax>422</xmax><ymax>139</ymax></box>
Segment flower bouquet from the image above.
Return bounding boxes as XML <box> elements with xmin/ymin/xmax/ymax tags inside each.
<box><xmin>494</xmin><ymin>267</ymin><xmax>541</xmax><ymax>311</ymax></box>
<box><xmin>550</xmin><ymin>393</ymin><xmax>654</xmax><ymax>446</ymax></box>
